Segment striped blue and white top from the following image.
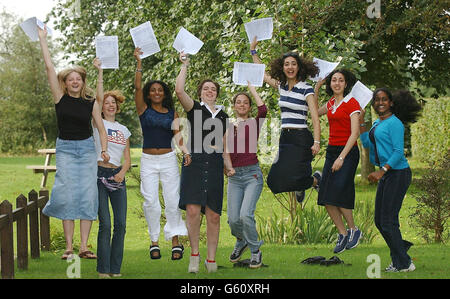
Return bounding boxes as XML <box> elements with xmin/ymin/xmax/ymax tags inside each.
<box><xmin>278</xmin><ymin>81</ymin><xmax>315</xmax><ymax>129</ymax></box>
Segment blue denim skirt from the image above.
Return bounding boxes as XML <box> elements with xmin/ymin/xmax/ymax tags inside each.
<box><xmin>43</xmin><ymin>137</ymin><xmax>98</xmax><ymax>220</ymax></box>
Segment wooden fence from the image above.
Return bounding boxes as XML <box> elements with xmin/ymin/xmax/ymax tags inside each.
<box><xmin>0</xmin><ymin>189</ymin><xmax>50</xmax><ymax>279</ymax></box>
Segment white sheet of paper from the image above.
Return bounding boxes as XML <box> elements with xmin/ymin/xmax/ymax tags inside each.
<box><xmin>172</xmin><ymin>27</ymin><xmax>204</xmax><ymax>55</ymax></box>
<box><xmin>232</xmin><ymin>62</ymin><xmax>266</xmax><ymax>87</ymax></box>
<box><xmin>95</xmin><ymin>36</ymin><xmax>119</xmax><ymax>69</ymax></box>
<box><xmin>20</xmin><ymin>17</ymin><xmax>53</xmax><ymax>41</ymax></box>
<box><xmin>310</xmin><ymin>57</ymin><xmax>340</xmax><ymax>82</ymax></box>
<box><xmin>130</xmin><ymin>21</ymin><xmax>160</xmax><ymax>59</ymax></box>
<box><xmin>343</xmin><ymin>81</ymin><xmax>373</xmax><ymax>109</ymax></box>
<box><xmin>244</xmin><ymin>17</ymin><xmax>273</xmax><ymax>43</ymax></box>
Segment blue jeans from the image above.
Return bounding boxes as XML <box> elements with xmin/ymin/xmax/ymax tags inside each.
<box><xmin>227</xmin><ymin>164</ymin><xmax>264</xmax><ymax>253</ymax></box>
<box><xmin>97</xmin><ymin>166</ymin><xmax>127</xmax><ymax>274</ymax></box>
<box><xmin>374</xmin><ymin>167</ymin><xmax>412</xmax><ymax>270</ymax></box>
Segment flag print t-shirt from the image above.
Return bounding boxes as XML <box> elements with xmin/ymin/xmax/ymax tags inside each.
<box><xmin>94</xmin><ymin>119</ymin><xmax>131</xmax><ymax>167</ymax></box>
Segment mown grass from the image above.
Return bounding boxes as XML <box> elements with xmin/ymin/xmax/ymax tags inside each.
<box><xmin>0</xmin><ymin>150</ymin><xmax>448</xmax><ymax>279</ymax></box>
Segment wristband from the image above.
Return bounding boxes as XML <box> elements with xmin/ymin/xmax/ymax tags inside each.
<box><xmin>381</xmin><ymin>166</ymin><xmax>388</xmax><ymax>172</ymax></box>
<box><xmin>250</xmin><ymin>49</ymin><xmax>257</xmax><ymax>55</ymax></box>
<box><xmin>338</xmin><ymin>156</ymin><xmax>344</xmax><ymax>161</ymax></box>
<box><xmin>101</xmin><ymin>150</ymin><xmax>106</xmax><ymax>153</ymax></box>
<box><xmin>360</xmin><ymin>123</ymin><xmax>366</xmax><ymax>127</ymax></box>
<box><xmin>136</xmin><ymin>69</ymin><xmax>142</xmax><ymax>72</ymax></box>
<box><xmin>314</xmin><ymin>140</ymin><xmax>320</xmax><ymax>144</ymax></box>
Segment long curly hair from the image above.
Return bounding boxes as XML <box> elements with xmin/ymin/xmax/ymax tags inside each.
<box><xmin>142</xmin><ymin>80</ymin><xmax>174</xmax><ymax>111</ymax></box>
<box><xmin>371</xmin><ymin>88</ymin><xmax>422</xmax><ymax>125</ymax></box>
<box><xmin>325</xmin><ymin>69</ymin><xmax>357</xmax><ymax>97</ymax></box>
<box><xmin>269</xmin><ymin>52</ymin><xmax>319</xmax><ymax>85</ymax></box>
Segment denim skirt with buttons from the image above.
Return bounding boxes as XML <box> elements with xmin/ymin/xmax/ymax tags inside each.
<box><xmin>43</xmin><ymin>137</ymin><xmax>98</xmax><ymax>220</ymax></box>
<box><xmin>179</xmin><ymin>153</ymin><xmax>224</xmax><ymax>215</ymax></box>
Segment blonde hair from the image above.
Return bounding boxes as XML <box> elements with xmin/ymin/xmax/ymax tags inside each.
<box><xmin>57</xmin><ymin>66</ymin><xmax>94</xmax><ymax>100</ymax></box>
<box><xmin>103</xmin><ymin>90</ymin><xmax>125</xmax><ymax>113</ymax></box>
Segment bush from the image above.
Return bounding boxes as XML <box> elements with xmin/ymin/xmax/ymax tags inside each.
<box><xmin>409</xmin><ymin>150</ymin><xmax>450</xmax><ymax>243</ymax></box>
<box><xmin>411</xmin><ymin>97</ymin><xmax>450</xmax><ymax>166</ymax></box>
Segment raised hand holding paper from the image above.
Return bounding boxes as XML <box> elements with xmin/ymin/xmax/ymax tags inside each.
<box><xmin>95</xmin><ymin>36</ymin><xmax>119</xmax><ymax>69</ymax></box>
<box><xmin>20</xmin><ymin>17</ymin><xmax>53</xmax><ymax>41</ymax></box>
<box><xmin>244</xmin><ymin>17</ymin><xmax>273</xmax><ymax>43</ymax></box>
<box><xmin>232</xmin><ymin>62</ymin><xmax>266</xmax><ymax>87</ymax></box>
<box><xmin>310</xmin><ymin>58</ymin><xmax>340</xmax><ymax>82</ymax></box>
<box><xmin>130</xmin><ymin>21</ymin><xmax>160</xmax><ymax>59</ymax></box>
<box><xmin>172</xmin><ymin>27</ymin><xmax>204</xmax><ymax>55</ymax></box>
<box><xmin>343</xmin><ymin>81</ymin><xmax>373</xmax><ymax>109</ymax></box>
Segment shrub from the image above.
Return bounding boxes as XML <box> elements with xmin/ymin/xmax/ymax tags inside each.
<box><xmin>409</xmin><ymin>150</ymin><xmax>450</xmax><ymax>243</ymax></box>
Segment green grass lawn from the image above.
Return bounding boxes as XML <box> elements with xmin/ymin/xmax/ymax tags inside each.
<box><xmin>0</xmin><ymin>150</ymin><xmax>448</xmax><ymax>279</ymax></box>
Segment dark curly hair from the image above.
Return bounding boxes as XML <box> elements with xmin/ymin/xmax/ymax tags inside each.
<box><xmin>269</xmin><ymin>52</ymin><xmax>319</xmax><ymax>85</ymax></box>
<box><xmin>142</xmin><ymin>80</ymin><xmax>174</xmax><ymax>111</ymax></box>
<box><xmin>325</xmin><ymin>69</ymin><xmax>357</xmax><ymax>97</ymax></box>
<box><xmin>371</xmin><ymin>88</ymin><xmax>422</xmax><ymax>125</ymax></box>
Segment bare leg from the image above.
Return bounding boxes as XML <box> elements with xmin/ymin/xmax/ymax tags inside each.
<box><xmin>62</xmin><ymin>220</ymin><xmax>75</xmax><ymax>251</ymax></box>
<box><xmin>325</xmin><ymin>205</ymin><xmax>347</xmax><ymax>235</ymax></box>
<box><xmin>186</xmin><ymin>204</ymin><xmax>201</xmax><ymax>255</ymax></box>
<box><xmin>205</xmin><ymin>206</ymin><xmax>220</xmax><ymax>261</ymax></box>
<box><xmin>80</xmin><ymin>219</ymin><xmax>93</xmax><ymax>252</ymax></box>
<box><xmin>339</xmin><ymin>207</ymin><xmax>356</xmax><ymax>230</ymax></box>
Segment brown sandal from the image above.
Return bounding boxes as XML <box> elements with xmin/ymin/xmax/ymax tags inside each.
<box><xmin>78</xmin><ymin>250</ymin><xmax>97</xmax><ymax>259</ymax></box>
<box><xmin>61</xmin><ymin>250</ymin><xmax>74</xmax><ymax>260</ymax></box>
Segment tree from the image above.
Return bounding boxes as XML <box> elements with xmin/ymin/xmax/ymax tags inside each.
<box><xmin>0</xmin><ymin>10</ymin><xmax>58</xmax><ymax>153</ymax></box>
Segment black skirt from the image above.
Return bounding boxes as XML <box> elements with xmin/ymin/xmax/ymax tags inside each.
<box><xmin>318</xmin><ymin>145</ymin><xmax>359</xmax><ymax>209</ymax></box>
<box><xmin>267</xmin><ymin>128</ymin><xmax>314</xmax><ymax>194</ymax></box>
<box><xmin>179</xmin><ymin>153</ymin><xmax>224</xmax><ymax>215</ymax></box>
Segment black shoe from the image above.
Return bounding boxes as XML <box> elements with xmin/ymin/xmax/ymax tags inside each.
<box><xmin>320</xmin><ymin>256</ymin><xmax>344</xmax><ymax>266</ymax></box>
<box><xmin>301</xmin><ymin>256</ymin><xmax>326</xmax><ymax>265</ymax></box>
<box><xmin>312</xmin><ymin>171</ymin><xmax>322</xmax><ymax>192</ymax></box>
<box><xmin>295</xmin><ymin>190</ymin><xmax>305</xmax><ymax>203</ymax></box>
<box><xmin>229</xmin><ymin>242</ymin><xmax>248</xmax><ymax>263</ymax></box>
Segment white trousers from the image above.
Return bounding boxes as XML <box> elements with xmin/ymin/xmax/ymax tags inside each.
<box><xmin>140</xmin><ymin>151</ymin><xmax>188</xmax><ymax>242</ymax></box>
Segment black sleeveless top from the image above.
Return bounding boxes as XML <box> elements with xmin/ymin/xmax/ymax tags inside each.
<box><xmin>55</xmin><ymin>94</ymin><xmax>95</xmax><ymax>140</ymax></box>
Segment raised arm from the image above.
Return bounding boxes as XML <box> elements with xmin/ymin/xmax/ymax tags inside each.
<box><xmin>250</xmin><ymin>37</ymin><xmax>278</xmax><ymax>89</ymax></box>
<box><xmin>37</xmin><ymin>26</ymin><xmax>63</xmax><ymax>103</ymax></box>
<box><xmin>133</xmin><ymin>47</ymin><xmax>147</xmax><ymax>116</ymax></box>
<box><xmin>175</xmin><ymin>52</ymin><xmax>194</xmax><ymax>112</ymax></box>
<box><xmin>314</xmin><ymin>78</ymin><xmax>328</xmax><ymax>116</ymax></box>
<box><xmin>93</xmin><ymin>57</ymin><xmax>104</xmax><ymax>107</ymax></box>
<box><xmin>172</xmin><ymin>111</ymin><xmax>192</xmax><ymax>166</ymax></box>
<box><xmin>247</xmin><ymin>81</ymin><xmax>264</xmax><ymax>107</ymax></box>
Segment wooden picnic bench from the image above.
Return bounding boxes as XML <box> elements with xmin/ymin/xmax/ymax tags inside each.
<box><xmin>26</xmin><ymin>149</ymin><xmax>56</xmax><ymax>190</ymax></box>
<box><xmin>26</xmin><ymin>148</ymin><xmax>138</xmax><ymax>190</ymax></box>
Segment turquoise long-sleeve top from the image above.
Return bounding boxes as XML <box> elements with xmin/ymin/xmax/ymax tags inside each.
<box><xmin>360</xmin><ymin>114</ymin><xmax>409</xmax><ymax>170</ymax></box>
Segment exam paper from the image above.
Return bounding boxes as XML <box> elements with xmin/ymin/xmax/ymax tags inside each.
<box><xmin>130</xmin><ymin>21</ymin><xmax>160</xmax><ymax>59</ymax></box>
<box><xmin>95</xmin><ymin>36</ymin><xmax>119</xmax><ymax>69</ymax></box>
<box><xmin>343</xmin><ymin>81</ymin><xmax>373</xmax><ymax>109</ymax></box>
<box><xmin>20</xmin><ymin>17</ymin><xmax>53</xmax><ymax>41</ymax></box>
<box><xmin>310</xmin><ymin>57</ymin><xmax>340</xmax><ymax>82</ymax></box>
<box><xmin>232</xmin><ymin>62</ymin><xmax>266</xmax><ymax>87</ymax></box>
<box><xmin>244</xmin><ymin>17</ymin><xmax>273</xmax><ymax>43</ymax></box>
<box><xmin>172</xmin><ymin>27</ymin><xmax>204</xmax><ymax>55</ymax></box>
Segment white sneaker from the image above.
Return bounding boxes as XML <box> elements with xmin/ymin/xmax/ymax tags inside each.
<box><xmin>204</xmin><ymin>260</ymin><xmax>218</xmax><ymax>273</ymax></box>
<box><xmin>188</xmin><ymin>254</ymin><xmax>200</xmax><ymax>273</ymax></box>
<box><xmin>400</xmin><ymin>262</ymin><xmax>416</xmax><ymax>272</ymax></box>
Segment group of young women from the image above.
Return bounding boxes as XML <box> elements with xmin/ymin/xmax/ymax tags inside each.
<box><xmin>37</xmin><ymin>23</ymin><xmax>421</xmax><ymax>277</ymax></box>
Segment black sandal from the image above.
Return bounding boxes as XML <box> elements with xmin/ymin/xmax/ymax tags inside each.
<box><xmin>149</xmin><ymin>245</ymin><xmax>161</xmax><ymax>260</ymax></box>
<box><xmin>171</xmin><ymin>245</ymin><xmax>184</xmax><ymax>260</ymax></box>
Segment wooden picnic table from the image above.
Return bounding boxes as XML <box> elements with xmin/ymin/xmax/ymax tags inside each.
<box><xmin>26</xmin><ymin>149</ymin><xmax>56</xmax><ymax>190</ymax></box>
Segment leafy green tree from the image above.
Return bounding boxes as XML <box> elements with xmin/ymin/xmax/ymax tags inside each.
<box><xmin>0</xmin><ymin>11</ymin><xmax>57</xmax><ymax>153</ymax></box>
